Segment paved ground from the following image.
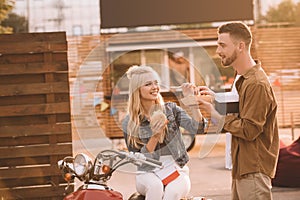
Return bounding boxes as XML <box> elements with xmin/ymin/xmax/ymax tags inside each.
<box><xmin>107</xmin><ymin>128</ymin><xmax>300</xmax><ymax>200</ymax></box>
<box><xmin>73</xmin><ymin>128</ymin><xmax>300</xmax><ymax>199</ymax></box>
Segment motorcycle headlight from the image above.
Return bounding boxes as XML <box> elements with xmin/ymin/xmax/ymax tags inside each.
<box><xmin>74</xmin><ymin>153</ymin><xmax>92</xmax><ymax>177</ymax></box>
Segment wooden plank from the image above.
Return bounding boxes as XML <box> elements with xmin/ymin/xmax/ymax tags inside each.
<box><xmin>54</xmin><ymin>93</ymin><xmax>70</xmax><ymax>102</ymax></box>
<box><xmin>1</xmin><ymin>133</ymin><xmax>71</xmax><ymax>147</ymax></box>
<box><xmin>0</xmin><ymin>123</ymin><xmax>71</xmax><ymax>137</ymax></box>
<box><xmin>53</xmin><ymin>72</ymin><xmax>69</xmax><ymax>82</ymax></box>
<box><xmin>0</xmin><ymin>52</ymin><xmax>68</xmax><ymax>65</ymax></box>
<box><xmin>0</xmin><ymin>165</ymin><xmax>60</xmax><ymax>179</ymax></box>
<box><xmin>0</xmin><ymin>74</ymin><xmax>45</xmax><ymax>85</ymax></box>
<box><xmin>56</xmin><ymin>113</ymin><xmax>71</xmax><ymax>123</ymax></box>
<box><xmin>0</xmin><ymin>143</ymin><xmax>72</xmax><ymax>159</ymax></box>
<box><xmin>0</xmin><ymin>94</ymin><xmax>46</xmax><ymax>106</ymax></box>
<box><xmin>0</xmin><ymin>73</ymin><xmax>69</xmax><ymax>85</ymax></box>
<box><xmin>0</xmin><ymin>114</ymin><xmax>70</xmax><ymax>127</ymax></box>
<box><xmin>0</xmin><ymin>62</ymin><xmax>68</xmax><ymax>75</ymax></box>
<box><xmin>0</xmin><ymin>32</ymin><xmax>66</xmax><ymax>43</ymax></box>
<box><xmin>0</xmin><ymin>116</ymin><xmax>48</xmax><ymax>126</ymax></box>
<box><xmin>0</xmin><ymin>176</ymin><xmax>65</xmax><ymax>188</ymax></box>
<box><xmin>0</xmin><ymin>102</ymin><xmax>70</xmax><ymax>117</ymax></box>
<box><xmin>0</xmin><ymin>154</ymin><xmax>71</xmax><ymax>168</ymax></box>
<box><xmin>0</xmin><ymin>82</ymin><xmax>69</xmax><ymax>96</ymax></box>
<box><xmin>0</xmin><ymin>94</ymin><xmax>70</xmax><ymax>108</ymax></box>
<box><xmin>0</xmin><ymin>185</ymin><xmax>68</xmax><ymax>200</ymax></box>
<box><xmin>0</xmin><ymin>157</ymin><xmax>50</xmax><ymax>168</ymax></box>
<box><xmin>257</xmin><ymin>50</ymin><xmax>300</xmax><ymax>55</ymax></box>
<box><xmin>0</xmin><ymin>41</ymin><xmax>67</xmax><ymax>54</ymax></box>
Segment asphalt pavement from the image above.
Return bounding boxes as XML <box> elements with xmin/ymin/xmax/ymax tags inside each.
<box><xmin>106</xmin><ymin>128</ymin><xmax>300</xmax><ymax>200</ymax></box>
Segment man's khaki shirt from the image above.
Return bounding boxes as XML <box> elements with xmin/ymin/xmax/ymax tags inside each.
<box><xmin>223</xmin><ymin>61</ymin><xmax>279</xmax><ymax>179</ymax></box>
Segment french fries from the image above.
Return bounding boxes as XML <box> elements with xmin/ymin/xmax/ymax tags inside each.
<box><xmin>150</xmin><ymin>110</ymin><xmax>168</xmax><ymax>143</ymax></box>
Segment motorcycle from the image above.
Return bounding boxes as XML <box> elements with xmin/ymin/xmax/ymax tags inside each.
<box><xmin>58</xmin><ymin>149</ymin><xmax>206</xmax><ymax>200</ymax></box>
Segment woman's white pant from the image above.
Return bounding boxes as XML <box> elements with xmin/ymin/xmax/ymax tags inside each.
<box><xmin>135</xmin><ymin>165</ymin><xmax>190</xmax><ymax>200</ymax></box>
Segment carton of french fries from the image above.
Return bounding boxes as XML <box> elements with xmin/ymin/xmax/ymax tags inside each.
<box><xmin>150</xmin><ymin>110</ymin><xmax>168</xmax><ymax>143</ymax></box>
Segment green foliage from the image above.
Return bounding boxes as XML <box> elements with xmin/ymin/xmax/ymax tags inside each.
<box><xmin>263</xmin><ymin>0</ymin><xmax>300</xmax><ymax>24</ymax></box>
<box><xmin>0</xmin><ymin>0</ymin><xmax>15</xmax><ymax>33</ymax></box>
<box><xmin>2</xmin><ymin>12</ymin><xmax>28</xmax><ymax>33</ymax></box>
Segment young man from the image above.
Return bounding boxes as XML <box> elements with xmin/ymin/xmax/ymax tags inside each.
<box><xmin>198</xmin><ymin>22</ymin><xmax>280</xmax><ymax>200</ymax></box>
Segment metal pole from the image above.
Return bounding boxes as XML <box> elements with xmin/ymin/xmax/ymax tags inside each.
<box><xmin>291</xmin><ymin>112</ymin><xmax>294</xmax><ymax>140</ymax></box>
<box><xmin>26</xmin><ymin>0</ymin><xmax>30</xmax><ymax>32</ymax></box>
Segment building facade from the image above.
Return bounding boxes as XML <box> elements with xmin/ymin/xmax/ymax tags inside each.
<box><xmin>13</xmin><ymin>0</ymin><xmax>100</xmax><ymax>36</ymax></box>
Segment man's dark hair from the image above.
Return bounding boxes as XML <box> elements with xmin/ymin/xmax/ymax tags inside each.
<box><xmin>218</xmin><ymin>22</ymin><xmax>252</xmax><ymax>48</ymax></box>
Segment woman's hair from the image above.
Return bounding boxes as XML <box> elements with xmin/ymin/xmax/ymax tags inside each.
<box><xmin>218</xmin><ymin>21</ymin><xmax>252</xmax><ymax>49</ymax></box>
<box><xmin>126</xmin><ymin>65</ymin><xmax>165</xmax><ymax>148</ymax></box>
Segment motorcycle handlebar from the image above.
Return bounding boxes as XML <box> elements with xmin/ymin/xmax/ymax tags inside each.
<box><xmin>145</xmin><ymin>157</ymin><xmax>162</xmax><ymax>166</ymax></box>
<box><xmin>100</xmin><ymin>149</ymin><xmax>162</xmax><ymax>168</ymax></box>
<box><xmin>125</xmin><ymin>152</ymin><xmax>163</xmax><ymax>168</ymax></box>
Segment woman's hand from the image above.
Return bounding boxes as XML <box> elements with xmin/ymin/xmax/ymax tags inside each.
<box><xmin>146</xmin><ymin>119</ymin><xmax>168</xmax><ymax>152</ymax></box>
<box><xmin>150</xmin><ymin>119</ymin><xmax>167</xmax><ymax>141</ymax></box>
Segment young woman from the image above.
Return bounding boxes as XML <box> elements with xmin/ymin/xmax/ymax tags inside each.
<box><xmin>122</xmin><ymin>65</ymin><xmax>207</xmax><ymax>200</ymax></box>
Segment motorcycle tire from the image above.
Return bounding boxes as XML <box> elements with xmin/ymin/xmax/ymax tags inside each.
<box><xmin>182</xmin><ymin>133</ymin><xmax>196</xmax><ymax>152</ymax></box>
<box><xmin>128</xmin><ymin>192</ymin><xmax>145</xmax><ymax>200</ymax></box>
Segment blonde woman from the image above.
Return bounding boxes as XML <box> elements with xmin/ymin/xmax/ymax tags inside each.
<box><xmin>122</xmin><ymin>65</ymin><xmax>207</xmax><ymax>200</ymax></box>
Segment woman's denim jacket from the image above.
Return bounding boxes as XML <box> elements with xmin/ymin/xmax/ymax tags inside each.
<box><xmin>122</xmin><ymin>102</ymin><xmax>207</xmax><ymax>171</ymax></box>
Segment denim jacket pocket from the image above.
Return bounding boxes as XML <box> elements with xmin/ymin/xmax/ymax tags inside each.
<box><xmin>166</xmin><ymin>114</ymin><xmax>179</xmax><ymax>133</ymax></box>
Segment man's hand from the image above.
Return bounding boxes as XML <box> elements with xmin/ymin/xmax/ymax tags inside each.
<box><xmin>196</xmin><ymin>95</ymin><xmax>222</xmax><ymax>120</ymax></box>
<box><xmin>197</xmin><ymin>86</ymin><xmax>215</xmax><ymax>102</ymax></box>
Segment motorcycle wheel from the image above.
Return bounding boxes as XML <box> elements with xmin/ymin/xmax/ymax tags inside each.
<box><xmin>182</xmin><ymin>133</ymin><xmax>196</xmax><ymax>152</ymax></box>
<box><xmin>128</xmin><ymin>192</ymin><xmax>145</xmax><ymax>200</ymax></box>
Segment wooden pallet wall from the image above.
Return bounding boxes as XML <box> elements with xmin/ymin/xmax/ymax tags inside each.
<box><xmin>0</xmin><ymin>32</ymin><xmax>72</xmax><ymax>200</ymax></box>
<box><xmin>255</xmin><ymin>27</ymin><xmax>300</xmax><ymax>127</ymax></box>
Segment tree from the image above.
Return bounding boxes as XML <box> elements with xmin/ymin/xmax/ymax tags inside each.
<box><xmin>0</xmin><ymin>0</ymin><xmax>15</xmax><ymax>33</ymax></box>
<box><xmin>263</xmin><ymin>0</ymin><xmax>299</xmax><ymax>24</ymax></box>
<box><xmin>2</xmin><ymin>12</ymin><xmax>28</xmax><ymax>33</ymax></box>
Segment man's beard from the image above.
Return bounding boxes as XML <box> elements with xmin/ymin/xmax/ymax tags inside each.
<box><xmin>222</xmin><ymin>50</ymin><xmax>238</xmax><ymax>66</ymax></box>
